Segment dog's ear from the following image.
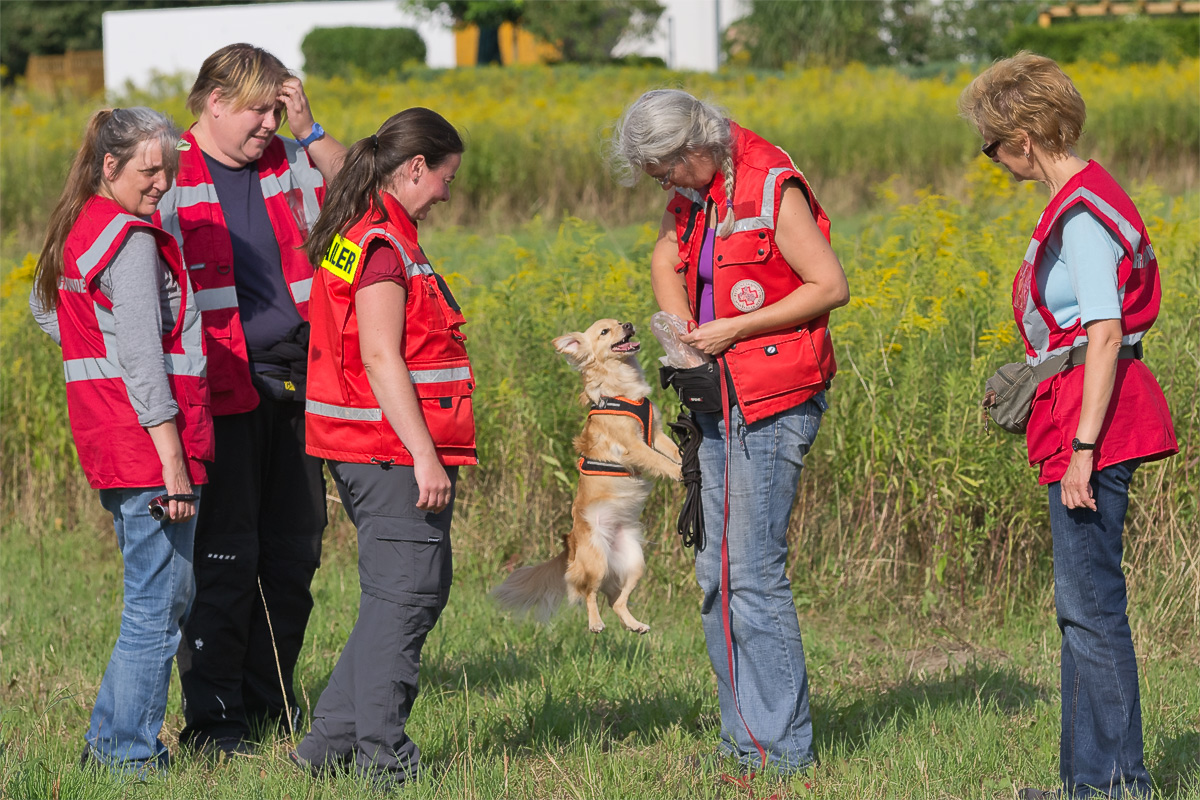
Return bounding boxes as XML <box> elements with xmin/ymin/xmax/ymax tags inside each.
<box><xmin>553</xmin><ymin>332</ymin><xmax>592</xmax><ymax>368</ymax></box>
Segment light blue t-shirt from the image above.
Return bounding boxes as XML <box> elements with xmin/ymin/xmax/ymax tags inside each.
<box><xmin>1036</xmin><ymin>205</ymin><xmax>1124</xmax><ymax>328</ymax></box>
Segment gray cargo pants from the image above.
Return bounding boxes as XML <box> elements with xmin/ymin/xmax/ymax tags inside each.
<box><xmin>295</xmin><ymin>460</ymin><xmax>457</xmax><ymax>785</ymax></box>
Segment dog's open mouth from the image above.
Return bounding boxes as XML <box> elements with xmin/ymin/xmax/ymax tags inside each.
<box><xmin>611</xmin><ymin>331</ymin><xmax>641</xmax><ymax>354</ymax></box>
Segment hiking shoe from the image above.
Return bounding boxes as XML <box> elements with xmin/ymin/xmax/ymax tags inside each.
<box><xmin>194</xmin><ymin>736</ymin><xmax>255</xmax><ymax>760</ymax></box>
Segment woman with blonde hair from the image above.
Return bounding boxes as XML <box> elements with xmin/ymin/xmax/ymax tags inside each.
<box><xmin>31</xmin><ymin>107</ymin><xmax>213</xmax><ymax>772</ymax></box>
<box><xmin>960</xmin><ymin>52</ymin><xmax>1177</xmax><ymax>799</ymax></box>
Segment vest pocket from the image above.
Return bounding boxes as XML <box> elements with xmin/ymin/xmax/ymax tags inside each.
<box><xmin>726</xmin><ymin>328</ymin><xmax>824</xmax><ymax>403</ymax></box>
<box><xmin>715</xmin><ymin>231</ymin><xmax>773</xmax><ymax>268</ymax></box>
<box><xmin>419</xmin><ymin>394</ymin><xmax>476</xmax><ymax>451</ymax></box>
<box><xmin>201</xmin><ymin>313</ymin><xmax>243</xmax><ymax>394</ymax></box>
<box><xmin>177</xmin><ymin>218</ymin><xmax>232</xmax><ymax>284</ymax></box>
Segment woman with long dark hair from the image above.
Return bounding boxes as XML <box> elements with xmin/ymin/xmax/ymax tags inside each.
<box><xmin>31</xmin><ymin>107</ymin><xmax>213</xmax><ymax>773</ymax></box>
<box><xmin>289</xmin><ymin>108</ymin><xmax>474</xmax><ymax>788</ymax></box>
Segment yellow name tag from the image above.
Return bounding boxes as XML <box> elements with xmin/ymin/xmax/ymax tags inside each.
<box><xmin>320</xmin><ymin>234</ymin><xmax>362</xmax><ymax>284</ymax></box>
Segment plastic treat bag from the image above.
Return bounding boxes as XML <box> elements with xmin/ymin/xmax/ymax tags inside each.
<box><xmin>650</xmin><ymin>311</ymin><xmax>711</xmax><ymax>369</ymax></box>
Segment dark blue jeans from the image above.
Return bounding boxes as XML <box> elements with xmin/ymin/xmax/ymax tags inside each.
<box><xmin>1049</xmin><ymin>459</ymin><xmax>1151</xmax><ymax>798</ymax></box>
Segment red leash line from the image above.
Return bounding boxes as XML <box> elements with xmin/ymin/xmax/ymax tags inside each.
<box><xmin>718</xmin><ymin>361</ymin><xmax>768</xmax><ymax>772</ymax></box>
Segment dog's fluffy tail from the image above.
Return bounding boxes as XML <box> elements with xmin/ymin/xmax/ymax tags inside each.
<box><xmin>491</xmin><ymin>551</ymin><xmax>568</xmax><ymax>623</ymax></box>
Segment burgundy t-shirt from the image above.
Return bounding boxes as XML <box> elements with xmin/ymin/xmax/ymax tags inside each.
<box><xmin>357</xmin><ymin>240</ymin><xmax>406</xmax><ymax>290</ymax></box>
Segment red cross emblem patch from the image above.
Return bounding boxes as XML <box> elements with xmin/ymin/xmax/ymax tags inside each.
<box><xmin>730</xmin><ymin>279</ymin><xmax>765</xmax><ymax>312</ymax></box>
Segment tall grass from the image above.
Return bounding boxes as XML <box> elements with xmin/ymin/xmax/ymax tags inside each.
<box><xmin>3</xmin><ymin>161</ymin><xmax>1197</xmax><ymax>625</ymax></box>
<box><xmin>2</xmin><ymin>60</ymin><xmax>1197</xmax><ymax>236</ymax></box>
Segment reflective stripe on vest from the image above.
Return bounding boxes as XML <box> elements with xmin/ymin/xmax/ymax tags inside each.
<box><xmin>195</xmin><ymin>285</ymin><xmax>239</xmax><ymax>311</ymax></box>
<box><xmin>160</xmin><ymin>138</ymin><xmax>321</xmax><ymax>308</ymax></box>
<box><xmin>672</xmin><ymin>167</ymin><xmax>790</xmax><ymax>234</ymax></box>
<box><xmin>731</xmin><ymin>167</ymin><xmax>789</xmax><ymax>234</ymax></box>
<box><xmin>60</xmin><ymin>232</ymin><xmax>207</xmax><ymax>383</ymax></box>
<box><xmin>306</xmin><ymin>367</ymin><xmax>472</xmax><ymax>420</ymax></box>
<box><xmin>356</xmin><ymin>227</ymin><xmax>434</xmax><ymax>278</ymax></box>
<box><xmin>1019</xmin><ymin>186</ymin><xmax>1152</xmax><ymax>367</ymax></box>
<box><xmin>77</xmin><ymin>214</ymin><xmax>140</xmax><ymax>276</ymax></box>
<box><xmin>307</xmin><ymin>399</ymin><xmax>383</xmax><ymax>422</ymax></box>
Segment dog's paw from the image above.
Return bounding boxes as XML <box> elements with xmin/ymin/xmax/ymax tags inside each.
<box><xmin>589</xmin><ymin>620</ymin><xmax>606</xmax><ymax>634</ymax></box>
<box><xmin>628</xmin><ymin>622</ymin><xmax>650</xmax><ymax>635</ymax></box>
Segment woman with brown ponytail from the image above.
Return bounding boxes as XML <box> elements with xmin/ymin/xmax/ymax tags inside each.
<box><xmin>30</xmin><ymin>107</ymin><xmax>213</xmax><ymax>773</ymax></box>
<box><xmin>289</xmin><ymin>108</ymin><xmax>474</xmax><ymax>788</ymax></box>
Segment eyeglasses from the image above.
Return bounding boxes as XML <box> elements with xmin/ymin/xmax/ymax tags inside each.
<box><xmin>650</xmin><ymin>162</ymin><xmax>677</xmax><ymax>188</ymax></box>
<box><xmin>981</xmin><ymin>139</ymin><xmax>1002</xmax><ymax>159</ymax></box>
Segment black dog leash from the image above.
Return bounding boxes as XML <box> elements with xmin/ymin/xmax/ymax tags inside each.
<box><xmin>667</xmin><ymin>411</ymin><xmax>705</xmax><ymax>551</ymax></box>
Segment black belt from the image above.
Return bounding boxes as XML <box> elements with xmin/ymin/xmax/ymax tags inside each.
<box><xmin>1065</xmin><ymin>340</ymin><xmax>1142</xmax><ymax>368</ymax></box>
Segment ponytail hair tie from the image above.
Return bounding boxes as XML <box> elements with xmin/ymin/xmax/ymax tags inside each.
<box><xmin>726</xmin><ymin>198</ymin><xmax>733</xmax><ymax>209</ymax></box>
<box><xmin>370</xmin><ymin>134</ymin><xmax>379</xmax><ymax>151</ymax></box>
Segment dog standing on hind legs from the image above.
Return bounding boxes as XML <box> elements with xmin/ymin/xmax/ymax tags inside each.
<box><xmin>492</xmin><ymin>319</ymin><xmax>682</xmax><ymax>634</ymax></box>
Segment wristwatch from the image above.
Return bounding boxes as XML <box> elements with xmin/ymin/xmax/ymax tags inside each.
<box><xmin>1071</xmin><ymin>437</ymin><xmax>1095</xmax><ymax>452</ymax></box>
<box><xmin>296</xmin><ymin>122</ymin><xmax>325</xmax><ymax>148</ymax></box>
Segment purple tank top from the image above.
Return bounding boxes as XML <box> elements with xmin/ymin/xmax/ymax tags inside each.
<box><xmin>696</xmin><ymin>225</ymin><xmax>716</xmax><ymax>324</ymax></box>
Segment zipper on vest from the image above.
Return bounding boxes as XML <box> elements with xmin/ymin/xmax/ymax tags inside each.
<box><xmin>680</xmin><ymin>201</ymin><xmax>703</xmax><ymax>245</ymax></box>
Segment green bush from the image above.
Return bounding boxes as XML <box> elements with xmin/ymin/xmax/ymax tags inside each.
<box><xmin>301</xmin><ymin>26</ymin><xmax>427</xmax><ymax>79</ymax></box>
<box><xmin>1006</xmin><ymin>16</ymin><xmax>1199</xmax><ymax>64</ymax></box>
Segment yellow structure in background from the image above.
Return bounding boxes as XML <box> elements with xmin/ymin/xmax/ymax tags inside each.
<box><xmin>1038</xmin><ymin>1</ymin><xmax>1200</xmax><ymax>26</ymax></box>
<box><xmin>454</xmin><ymin>22</ymin><xmax>560</xmax><ymax>66</ymax></box>
<box><xmin>26</xmin><ymin>51</ymin><xmax>105</xmax><ymax>96</ymax></box>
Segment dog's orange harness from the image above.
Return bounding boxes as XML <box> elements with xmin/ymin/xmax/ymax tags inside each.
<box><xmin>576</xmin><ymin>395</ymin><xmax>655</xmax><ymax>477</ymax></box>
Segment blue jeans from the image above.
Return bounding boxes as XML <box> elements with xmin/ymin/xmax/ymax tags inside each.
<box><xmin>694</xmin><ymin>394</ymin><xmax>825</xmax><ymax>773</ymax></box>
<box><xmin>85</xmin><ymin>486</ymin><xmax>199</xmax><ymax>771</ymax></box>
<box><xmin>1049</xmin><ymin>460</ymin><xmax>1151</xmax><ymax>798</ymax></box>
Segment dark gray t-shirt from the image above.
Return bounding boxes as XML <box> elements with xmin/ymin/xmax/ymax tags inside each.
<box><xmin>202</xmin><ymin>152</ymin><xmax>303</xmax><ymax>354</ymax></box>
<box><xmin>30</xmin><ymin>229</ymin><xmax>181</xmax><ymax>427</ymax></box>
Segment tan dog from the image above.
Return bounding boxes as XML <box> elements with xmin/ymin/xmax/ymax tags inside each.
<box><xmin>492</xmin><ymin>319</ymin><xmax>682</xmax><ymax>633</ymax></box>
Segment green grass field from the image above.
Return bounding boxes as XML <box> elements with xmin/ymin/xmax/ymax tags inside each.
<box><xmin>3</xmin><ymin>506</ymin><xmax>1198</xmax><ymax>800</ymax></box>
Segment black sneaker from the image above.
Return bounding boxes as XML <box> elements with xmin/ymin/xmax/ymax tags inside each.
<box><xmin>196</xmin><ymin>736</ymin><xmax>255</xmax><ymax>760</ymax></box>
<box><xmin>1019</xmin><ymin>789</ymin><xmax>1061</xmax><ymax>800</ymax></box>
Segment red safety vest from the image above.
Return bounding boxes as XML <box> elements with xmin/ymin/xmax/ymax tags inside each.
<box><xmin>305</xmin><ymin>193</ymin><xmax>477</xmax><ymax>466</ymax></box>
<box><xmin>153</xmin><ymin>130</ymin><xmax>325</xmax><ymax>415</ymax></box>
<box><xmin>57</xmin><ymin>195</ymin><xmax>214</xmax><ymax>489</ymax></box>
<box><xmin>669</xmin><ymin>122</ymin><xmax>837</xmax><ymax>424</ymax></box>
<box><xmin>1014</xmin><ymin>161</ymin><xmax>1177</xmax><ymax>483</ymax></box>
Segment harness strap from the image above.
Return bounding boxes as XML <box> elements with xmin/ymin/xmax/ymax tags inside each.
<box><xmin>589</xmin><ymin>395</ymin><xmax>654</xmax><ymax>448</ymax></box>
<box><xmin>577</xmin><ymin>456</ymin><xmax>633</xmax><ymax>477</ymax></box>
<box><xmin>718</xmin><ymin>360</ymin><xmax>768</xmax><ymax>771</ymax></box>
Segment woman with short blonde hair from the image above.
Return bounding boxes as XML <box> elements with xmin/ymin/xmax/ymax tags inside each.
<box><xmin>961</xmin><ymin>52</ymin><xmax>1176</xmax><ymax>800</ymax></box>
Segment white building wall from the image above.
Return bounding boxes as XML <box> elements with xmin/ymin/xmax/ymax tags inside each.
<box><xmin>101</xmin><ymin>1</ymin><xmax>456</xmax><ymax>94</ymax></box>
<box><xmin>613</xmin><ymin>0</ymin><xmax>750</xmax><ymax>72</ymax></box>
<box><xmin>102</xmin><ymin>0</ymin><xmax>750</xmax><ymax>94</ymax></box>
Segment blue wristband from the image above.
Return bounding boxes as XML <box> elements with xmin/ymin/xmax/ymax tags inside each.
<box><xmin>296</xmin><ymin>122</ymin><xmax>325</xmax><ymax>148</ymax></box>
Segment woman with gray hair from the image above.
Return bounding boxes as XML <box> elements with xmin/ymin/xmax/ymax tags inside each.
<box><xmin>612</xmin><ymin>89</ymin><xmax>849</xmax><ymax>777</ymax></box>
<box><xmin>32</xmin><ymin>106</ymin><xmax>214</xmax><ymax>774</ymax></box>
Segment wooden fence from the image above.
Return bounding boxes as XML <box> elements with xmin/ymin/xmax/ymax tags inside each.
<box><xmin>1039</xmin><ymin>1</ymin><xmax>1200</xmax><ymax>26</ymax></box>
<box><xmin>25</xmin><ymin>51</ymin><xmax>105</xmax><ymax>96</ymax></box>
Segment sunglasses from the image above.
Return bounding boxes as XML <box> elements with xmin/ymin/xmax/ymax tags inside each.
<box><xmin>981</xmin><ymin>139</ymin><xmax>1002</xmax><ymax>159</ymax></box>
